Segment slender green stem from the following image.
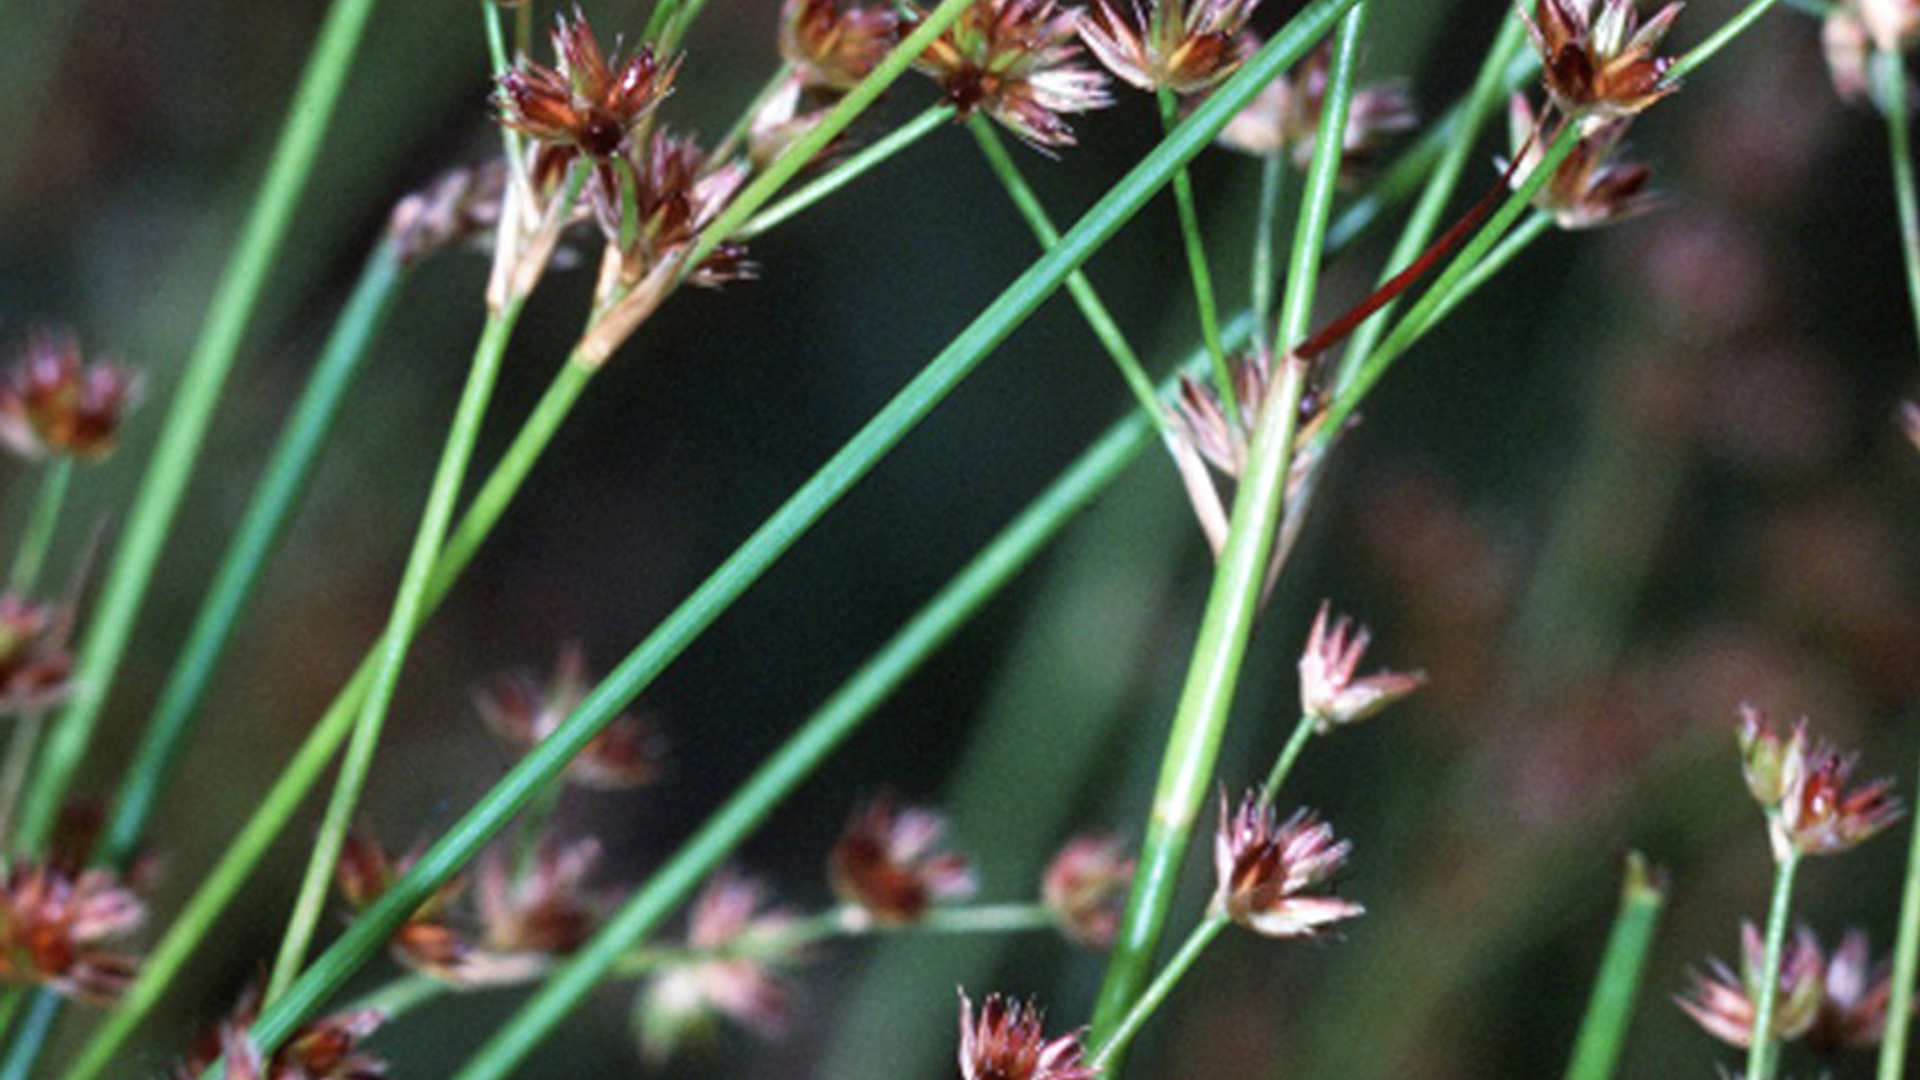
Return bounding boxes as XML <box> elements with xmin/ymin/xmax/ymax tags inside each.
<box><xmin>612</xmin><ymin>903</ymin><xmax>1059</xmax><ymax>977</ymax></box>
<box><xmin>968</xmin><ymin>116</ymin><xmax>1164</xmax><ymax>428</ymax></box>
<box><xmin>0</xmin><ymin>713</ymin><xmax>42</xmax><ymax>855</ymax></box>
<box><xmin>1159</xmin><ymin>88</ymin><xmax>1232</xmax><ymax>404</ymax></box>
<box><xmin>1880</xmin><ymin>733</ymin><xmax>1920</xmax><ymax>1078</ymax></box>
<box><xmin>1332</xmin><ymin>14</ymin><xmax>1527</xmax><ymax>395</ymax></box>
<box><xmin>0</xmin><ymin>991</ymin><xmax>56</xmax><ymax>1080</ymax></box>
<box><xmin>101</xmin><ymin>239</ymin><xmax>403</xmax><ymax>868</ymax></box>
<box><xmin>1317</xmin><ymin>123</ymin><xmax>1579</xmax><ymax>443</ymax></box>
<box><xmin>1745</xmin><ymin>844</ymin><xmax>1802</xmax><ymax>1080</ymax></box>
<box><xmin>739</xmin><ymin>105</ymin><xmax>953</xmax><ymax>238</ymax></box>
<box><xmin>1262</xmin><ymin>715</ymin><xmax>1317</xmax><ymax>799</ymax></box>
<box><xmin>1666</xmin><ymin>0</ymin><xmax>1784</xmax><ymax>82</ymax></box>
<box><xmin>12</xmin><ymin>0</ymin><xmax>383</xmax><ymax>856</ymax></box>
<box><xmin>8</xmin><ymin>459</ymin><xmax>70</xmax><ymax>594</ymax></box>
<box><xmin>1251</xmin><ymin>156</ymin><xmax>1286</xmax><ymax>356</ymax></box>
<box><xmin>346</xmin><ymin>972</ymin><xmax>445</xmax><ymax>1023</ymax></box>
<box><xmin>1089</xmin><ymin>6</ymin><xmax>1365</xmax><ymax>1046</ymax></box>
<box><xmin>0</xmin><ymin>992</ymin><xmax>19</xmax><ymax>1046</ymax></box>
<box><xmin>264</xmin><ymin>300</ymin><xmax>525</xmax><ymax>1007</ymax></box>
<box><xmin>1090</xmin><ymin>916</ymin><xmax>1229</xmax><ymax>1067</ymax></box>
<box><xmin>1410</xmin><ymin>210</ymin><xmax>1552</xmax><ymax>334</ymax></box>
<box><xmin>1563</xmin><ymin>853</ymin><xmax>1666</xmax><ymax>1080</ymax></box>
<box><xmin>60</xmin><ymin>360</ymin><xmax>603</xmax><ymax>1080</ymax></box>
<box><xmin>1877</xmin><ymin>49</ymin><xmax>1920</xmax><ymax>366</ymax></box>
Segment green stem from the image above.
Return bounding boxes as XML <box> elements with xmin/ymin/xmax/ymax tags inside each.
<box><xmin>100</xmin><ymin>238</ymin><xmax>404</xmax><ymax>868</ymax></box>
<box><xmin>1666</xmin><ymin>0</ymin><xmax>1784</xmax><ymax>81</ymax></box>
<box><xmin>1562</xmin><ymin>854</ymin><xmax>1666</xmax><ymax>1080</ymax></box>
<box><xmin>738</xmin><ymin>105</ymin><xmax>953</xmax><ymax>238</ymax></box>
<box><xmin>8</xmin><ymin>459</ymin><xmax>70</xmax><ymax>594</ymax></box>
<box><xmin>1089</xmin><ymin>915</ymin><xmax>1229</xmax><ymax>1067</ymax></box>
<box><xmin>1880</xmin><ymin>732</ymin><xmax>1920</xmax><ymax>1078</ymax></box>
<box><xmin>1331</xmin><ymin>14</ymin><xmax>1527</xmax><ymax>395</ymax></box>
<box><xmin>613</xmin><ymin>903</ymin><xmax>1059</xmax><ymax>977</ymax></box>
<box><xmin>346</xmin><ymin>972</ymin><xmax>445</xmax><ymax>1023</ymax></box>
<box><xmin>12</xmin><ymin>0</ymin><xmax>383</xmax><ymax>855</ymax></box>
<box><xmin>1159</xmin><ymin>88</ymin><xmax>1232</xmax><ymax>405</ymax></box>
<box><xmin>1409</xmin><ymin>210</ymin><xmax>1552</xmax><ymax>334</ymax></box>
<box><xmin>0</xmin><ymin>991</ymin><xmax>56</xmax><ymax>1080</ymax></box>
<box><xmin>59</xmin><ymin>361</ymin><xmax>604</xmax><ymax>1080</ymax></box>
<box><xmin>1251</xmin><ymin>155</ymin><xmax>1286</xmax><ymax>356</ymax></box>
<box><xmin>1262</xmin><ymin>715</ymin><xmax>1316</xmax><ymax>799</ymax></box>
<box><xmin>1877</xmin><ymin>48</ymin><xmax>1920</xmax><ymax>366</ymax></box>
<box><xmin>968</xmin><ymin>115</ymin><xmax>1164</xmax><ymax>428</ymax></box>
<box><xmin>1089</xmin><ymin>5</ymin><xmax>1365</xmax><ymax>1046</ymax></box>
<box><xmin>0</xmin><ymin>712</ymin><xmax>42</xmax><ymax>856</ymax></box>
<box><xmin>263</xmin><ymin>300</ymin><xmax>525</xmax><ymax>1007</ymax></box>
<box><xmin>1317</xmin><ymin>123</ymin><xmax>1580</xmax><ymax>443</ymax></box>
<box><xmin>1745</xmin><ymin>844</ymin><xmax>1802</xmax><ymax>1080</ymax></box>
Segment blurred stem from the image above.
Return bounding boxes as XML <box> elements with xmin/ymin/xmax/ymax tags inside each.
<box><xmin>1331</xmin><ymin>14</ymin><xmax>1527</xmax><ymax>395</ymax></box>
<box><xmin>0</xmin><ymin>713</ymin><xmax>42</xmax><ymax>855</ymax></box>
<box><xmin>612</xmin><ymin>903</ymin><xmax>1058</xmax><ymax>977</ymax></box>
<box><xmin>1876</xmin><ymin>49</ymin><xmax>1920</xmax><ymax>365</ymax></box>
<box><xmin>1666</xmin><ymin>0</ymin><xmax>1784</xmax><ymax>81</ymax></box>
<box><xmin>264</xmin><ymin>298</ymin><xmax>526</xmax><ymax>1007</ymax></box>
<box><xmin>1413</xmin><ymin>210</ymin><xmax>1551</xmax><ymax>334</ymax></box>
<box><xmin>739</xmin><ymin>104</ymin><xmax>953</xmax><ymax>238</ymax></box>
<box><xmin>1090</xmin><ymin>915</ymin><xmax>1229</xmax><ymax>1067</ymax></box>
<box><xmin>968</xmin><ymin>115</ymin><xmax>1164</xmax><ymax>429</ymax></box>
<box><xmin>710</xmin><ymin>63</ymin><xmax>796</xmax><ymax>164</ymax></box>
<box><xmin>1562</xmin><ymin>854</ymin><xmax>1665</xmax><ymax>1080</ymax></box>
<box><xmin>1251</xmin><ymin>155</ymin><xmax>1287</xmax><ymax>356</ymax></box>
<box><xmin>98</xmin><ymin>238</ymin><xmax>404</xmax><ymax>868</ymax></box>
<box><xmin>1881</xmin><ymin>735</ymin><xmax>1920</xmax><ymax>1078</ymax></box>
<box><xmin>1262</xmin><ymin>715</ymin><xmax>1317</xmax><ymax>798</ymax></box>
<box><xmin>8</xmin><ymin>459</ymin><xmax>70</xmax><ymax>594</ymax></box>
<box><xmin>1159</xmin><ymin>88</ymin><xmax>1232</xmax><ymax>405</ymax></box>
<box><xmin>1089</xmin><ymin>5</ymin><xmax>1364</xmax><ymax>1050</ymax></box>
<box><xmin>1746</xmin><ymin>844</ymin><xmax>1802</xmax><ymax>1080</ymax></box>
<box><xmin>0</xmin><ymin>991</ymin><xmax>56</xmax><ymax>1080</ymax></box>
<box><xmin>13</xmin><ymin>0</ymin><xmax>383</xmax><ymax>855</ymax></box>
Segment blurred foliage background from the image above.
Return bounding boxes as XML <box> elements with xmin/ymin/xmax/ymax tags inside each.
<box><xmin>2</xmin><ymin>0</ymin><xmax>1919</xmax><ymax>1074</ymax></box>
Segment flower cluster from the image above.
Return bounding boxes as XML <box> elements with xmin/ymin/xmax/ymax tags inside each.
<box><xmin>1737</xmin><ymin>705</ymin><xmax>1901</xmax><ymax>861</ymax></box>
<box><xmin>1505</xmin><ymin>95</ymin><xmax>1657</xmax><ymax>229</ymax></box>
<box><xmin>756</xmin><ymin>0</ymin><xmax>903</xmax><ymax>165</ymax></box>
<box><xmin>911</xmin><ymin>0</ymin><xmax>1114</xmax><ymax>148</ymax></box>
<box><xmin>636</xmin><ymin>869</ymin><xmax>797</xmax><ymax>1063</ymax></box>
<box><xmin>0</xmin><ymin>591</ymin><xmax>73</xmax><ymax>714</ymax></box>
<box><xmin>1041</xmin><ymin>833</ymin><xmax>1134</xmax><ymax>948</ymax></box>
<box><xmin>958</xmin><ymin>991</ymin><xmax>1100</xmax><ymax>1080</ymax></box>
<box><xmin>0</xmin><ymin>330</ymin><xmax>141</xmax><ymax>463</ymax></box>
<box><xmin>474</xmin><ymin>643</ymin><xmax>665</xmax><ymax>789</ymax></box>
<box><xmin>1677</xmin><ymin>923</ymin><xmax>1893</xmax><ymax>1053</ymax></box>
<box><xmin>1211</xmin><ymin>791</ymin><xmax>1363</xmax><ymax>937</ymax></box>
<box><xmin>173</xmin><ymin>993</ymin><xmax>390</xmax><ymax>1080</ymax></box>
<box><xmin>828</xmin><ymin>796</ymin><xmax>978</xmax><ymax>924</ymax></box>
<box><xmin>1216</xmin><ymin>44</ymin><xmax>1417</xmax><ymax>178</ymax></box>
<box><xmin>1297</xmin><ymin>602</ymin><xmax>1425</xmax><ymax>732</ymax></box>
<box><xmin>336</xmin><ymin>830</ymin><xmax>604</xmax><ymax>987</ymax></box>
<box><xmin>0</xmin><ymin>858</ymin><xmax>145</xmax><ymax>1003</ymax></box>
<box><xmin>1078</xmin><ymin>0</ymin><xmax>1261</xmax><ymax>95</ymax></box>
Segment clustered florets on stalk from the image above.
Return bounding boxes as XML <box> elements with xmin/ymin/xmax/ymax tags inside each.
<box><xmin>1297</xmin><ymin>601</ymin><xmax>1426</xmax><ymax>732</ymax></box>
<box><xmin>1677</xmin><ymin>923</ymin><xmax>1895</xmax><ymax>1052</ymax></box>
<box><xmin>828</xmin><ymin>795</ymin><xmax>979</xmax><ymax>925</ymax></box>
<box><xmin>0</xmin><ymin>857</ymin><xmax>145</xmax><ymax>1003</ymax></box>
<box><xmin>957</xmin><ymin>991</ymin><xmax>1101</xmax><ymax>1080</ymax></box>
<box><xmin>1737</xmin><ymin>704</ymin><xmax>1901</xmax><ymax>861</ymax></box>
<box><xmin>1210</xmin><ymin>790</ymin><xmax>1363</xmax><ymax>938</ymax></box>
<box><xmin>172</xmin><ymin>991</ymin><xmax>390</xmax><ymax>1080</ymax></box>
<box><xmin>911</xmin><ymin>0</ymin><xmax>1115</xmax><ymax>148</ymax></box>
<box><xmin>0</xmin><ymin>329</ymin><xmax>142</xmax><ymax>464</ymax></box>
<box><xmin>473</xmin><ymin>643</ymin><xmax>666</xmax><ymax>789</ymax></box>
<box><xmin>1040</xmin><ymin>832</ymin><xmax>1135</xmax><ymax>948</ymax></box>
<box><xmin>636</xmin><ymin>868</ymin><xmax>797</xmax><ymax>1063</ymax></box>
<box><xmin>1077</xmin><ymin>0</ymin><xmax>1261</xmax><ymax>94</ymax></box>
<box><xmin>1215</xmin><ymin>45</ymin><xmax>1418</xmax><ymax>179</ymax></box>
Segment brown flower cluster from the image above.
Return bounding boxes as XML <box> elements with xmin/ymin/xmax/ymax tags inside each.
<box><xmin>828</xmin><ymin>795</ymin><xmax>978</xmax><ymax>924</ymax></box>
<box><xmin>474</xmin><ymin>643</ymin><xmax>665</xmax><ymax>789</ymax></box>
<box><xmin>958</xmin><ymin>991</ymin><xmax>1100</xmax><ymax>1080</ymax></box>
<box><xmin>756</xmin><ymin>0</ymin><xmax>903</xmax><ymax>166</ymax></box>
<box><xmin>1737</xmin><ymin>705</ymin><xmax>1901</xmax><ymax>861</ymax></box>
<box><xmin>0</xmin><ymin>857</ymin><xmax>145</xmax><ymax>1003</ymax></box>
<box><xmin>0</xmin><ymin>591</ymin><xmax>73</xmax><ymax>714</ymax></box>
<box><xmin>1211</xmin><ymin>791</ymin><xmax>1362</xmax><ymax>938</ymax></box>
<box><xmin>174</xmin><ymin>993</ymin><xmax>389</xmax><ymax>1080</ymax></box>
<box><xmin>1078</xmin><ymin>0</ymin><xmax>1261</xmax><ymax>95</ymax></box>
<box><xmin>1677</xmin><ymin>923</ymin><xmax>1894</xmax><ymax>1053</ymax></box>
<box><xmin>0</xmin><ymin>329</ymin><xmax>141</xmax><ymax>463</ymax></box>
<box><xmin>911</xmin><ymin>0</ymin><xmax>1114</xmax><ymax>148</ymax></box>
<box><xmin>1041</xmin><ymin>832</ymin><xmax>1134</xmax><ymax>948</ymax></box>
<box><xmin>335</xmin><ymin>830</ymin><xmax>603</xmax><ymax>987</ymax></box>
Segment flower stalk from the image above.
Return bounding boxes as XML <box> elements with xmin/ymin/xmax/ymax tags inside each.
<box><xmin>1747</xmin><ymin>844</ymin><xmax>1803</xmax><ymax>1080</ymax></box>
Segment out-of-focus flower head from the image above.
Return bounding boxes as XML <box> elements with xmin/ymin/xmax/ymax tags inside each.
<box><xmin>1297</xmin><ymin>601</ymin><xmax>1425</xmax><ymax>732</ymax></box>
<box><xmin>1505</xmin><ymin>94</ymin><xmax>1658</xmax><ymax>229</ymax></box>
<box><xmin>1807</xmin><ymin>928</ymin><xmax>1893</xmax><ymax>1052</ymax></box>
<box><xmin>1164</xmin><ymin>350</ymin><xmax>1271</xmax><ymax>554</ymax></box>
<box><xmin>476</xmin><ymin>837</ymin><xmax>603</xmax><ymax>959</ymax></box>
<box><xmin>828</xmin><ymin>795</ymin><xmax>977</xmax><ymax>924</ymax></box>
<box><xmin>1520</xmin><ymin>0</ymin><xmax>1681</xmax><ymax>126</ymax></box>
<box><xmin>957</xmin><ymin>990</ymin><xmax>1100</xmax><ymax>1080</ymax></box>
<box><xmin>173</xmin><ymin>990</ymin><xmax>389</xmax><ymax>1080</ymax></box>
<box><xmin>1859</xmin><ymin>0</ymin><xmax>1920</xmax><ymax>53</ymax></box>
<box><xmin>636</xmin><ymin>868</ymin><xmax>796</xmax><ymax>1063</ymax></box>
<box><xmin>0</xmin><ymin>859</ymin><xmax>144</xmax><ymax>1003</ymax></box>
<box><xmin>911</xmin><ymin>0</ymin><xmax>1113</xmax><ymax>149</ymax></box>
<box><xmin>389</xmin><ymin>161</ymin><xmax>509</xmax><ymax>268</ymax></box>
<box><xmin>1676</xmin><ymin>922</ymin><xmax>1827</xmax><ymax>1047</ymax></box>
<box><xmin>475</xmin><ymin>642</ymin><xmax>666</xmax><ymax>790</ymax></box>
<box><xmin>494</xmin><ymin>9</ymin><xmax>678</xmax><ymax>193</ymax></box>
<box><xmin>1210</xmin><ymin>791</ymin><xmax>1363</xmax><ymax>937</ymax></box>
<box><xmin>1216</xmin><ymin>45</ymin><xmax>1417</xmax><ymax>178</ymax></box>
<box><xmin>1077</xmin><ymin>0</ymin><xmax>1260</xmax><ymax>95</ymax></box>
<box><xmin>1822</xmin><ymin>4</ymin><xmax>1871</xmax><ymax>103</ymax></box>
<box><xmin>782</xmin><ymin>0</ymin><xmax>901</xmax><ymax>90</ymax></box>
<box><xmin>0</xmin><ymin>330</ymin><xmax>141</xmax><ymax>463</ymax></box>
<box><xmin>612</xmin><ymin>129</ymin><xmax>755</xmax><ymax>289</ymax></box>
<box><xmin>0</xmin><ymin>592</ymin><xmax>73</xmax><ymax>715</ymax></box>
<box><xmin>1041</xmin><ymin>833</ymin><xmax>1134</xmax><ymax>948</ymax></box>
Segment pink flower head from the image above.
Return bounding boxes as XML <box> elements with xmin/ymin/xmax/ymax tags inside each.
<box><xmin>0</xmin><ymin>329</ymin><xmax>141</xmax><ymax>463</ymax></box>
<box><xmin>958</xmin><ymin>990</ymin><xmax>1100</xmax><ymax>1080</ymax></box>
<box><xmin>1041</xmin><ymin>833</ymin><xmax>1135</xmax><ymax>949</ymax></box>
<box><xmin>1675</xmin><ymin>921</ymin><xmax>1824</xmax><ymax>1048</ymax></box>
<box><xmin>1211</xmin><ymin>791</ymin><xmax>1363</xmax><ymax>937</ymax></box>
<box><xmin>828</xmin><ymin>796</ymin><xmax>977</xmax><ymax>924</ymax></box>
<box><xmin>1298</xmin><ymin>602</ymin><xmax>1426</xmax><ymax>732</ymax></box>
<box><xmin>637</xmin><ymin>869</ymin><xmax>796</xmax><ymax>1063</ymax></box>
<box><xmin>912</xmin><ymin>0</ymin><xmax>1113</xmax><ymax>149</ymax></box>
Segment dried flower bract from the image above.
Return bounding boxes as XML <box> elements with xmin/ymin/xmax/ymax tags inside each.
<box><xmin>475</xmin><ymin>643</ymin><xmax>666</xmax><ymax>789</ymax></box>
<box><xmin>636</xmin><ymin>869</ymin><xmax>796</xmax><ymax>1063</ymax></box>
<box><xmin>1506</xmin><ymin>94</ymin><xmax>1658</xmax><ymax>229</ymax></box>
<box><xmin>1522</xmin><ymin>0</ymin><xmax>1681</xmax><ymax>126</ymax></box>
<box><xmin>1041</xmin><ymin>833</ymin><xmax>1134</xmax><ymax>948</ymax></box>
